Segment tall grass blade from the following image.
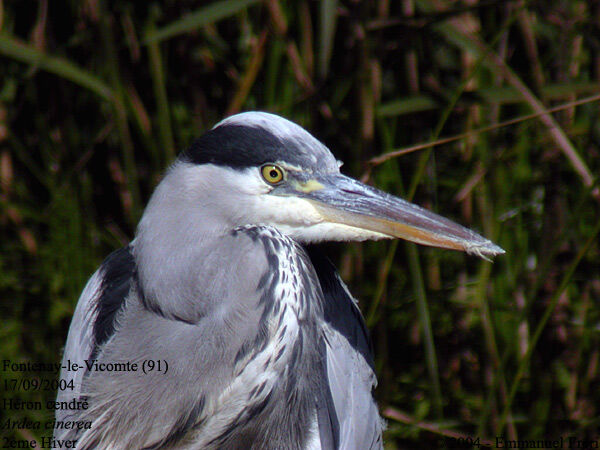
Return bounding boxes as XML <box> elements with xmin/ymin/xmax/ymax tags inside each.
<box><xmin>0</xmin><ymin>33</ymin><xmax>113</xmax><ymax>100</ymax></box>
<box><xmin>147</xmin><ymin>20</ymin><xmax>175</xmax><ymax>164</ymax></box>
<box><xmin>144</xmin><ymin>0</ymin><xmax>261</xmax><ymax>44</ymax></box>
<box><xmin>318</xmin><ymin>0</ymin><xmax>337</xmax><ymax>77</ymax></box>
<box><xmin>407</xmin><ymin>242</ymin><xmax>444</xmax><ymax>418</ymax></box>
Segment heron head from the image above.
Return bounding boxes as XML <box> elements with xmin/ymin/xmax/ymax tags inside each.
<box><xmin>149</xmin><ymin>112</ymin><xmax>503</xmax><ymax>259</ymax></box>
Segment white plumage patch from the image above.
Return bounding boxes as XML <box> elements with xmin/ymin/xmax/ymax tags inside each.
<box><xmin>305</xmin><ymin>409</ymin><xmax>322</xmax><ymax>450</ymax></box>
<box><xmin>276</xmin><ymin>222</ymin><xmax>391</xmax><ymax>243</ymax></box>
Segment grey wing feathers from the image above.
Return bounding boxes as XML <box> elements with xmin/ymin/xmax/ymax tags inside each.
<box><xmin>322</xmin><ymin>325</ymin><xmax>383</xmax><ymax>450</ymax></box>
<box><xmin>307</xmin><ymin>247</ymin><xmax>384</xmax><ymax>450</ymax></box>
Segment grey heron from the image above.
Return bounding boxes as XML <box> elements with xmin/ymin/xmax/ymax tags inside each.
<box><xmin>55</xmin><ymin>112</ymin><xmax>503</xmax><ymax>449</ymax></box>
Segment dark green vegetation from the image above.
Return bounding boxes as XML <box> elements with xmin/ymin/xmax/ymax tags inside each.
<box><xmin>1</xmin><ymin>0</ymin><xmax>599</xmax><ymax>447</ymax></box>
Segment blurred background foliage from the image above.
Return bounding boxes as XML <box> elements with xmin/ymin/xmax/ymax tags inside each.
<box><xmin>1</xmin><ymin>0</ymin><xmax>600</xmax><ymax>447</ymax></box>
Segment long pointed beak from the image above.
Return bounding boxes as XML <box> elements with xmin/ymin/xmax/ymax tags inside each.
<box><xmin>295</xmin><ymin>173</ymin><xmax>504</xmax><ymax>259</ymax></box>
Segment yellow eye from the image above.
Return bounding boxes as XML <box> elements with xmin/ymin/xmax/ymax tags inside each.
<box><xmin>261</xmin><ymin>165</ymin><xmax>284</xmax><ymax>184</ymax></box>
